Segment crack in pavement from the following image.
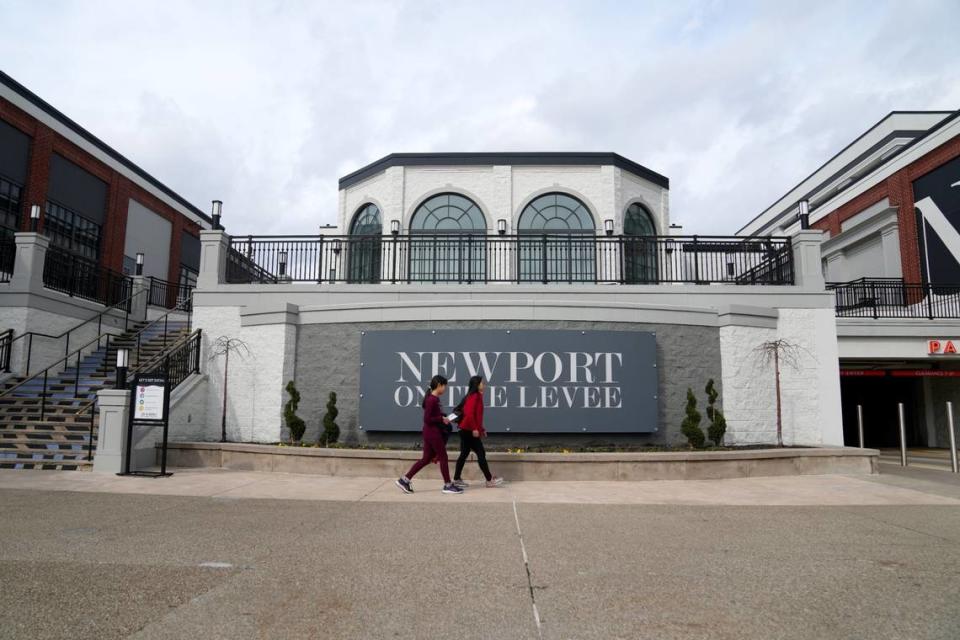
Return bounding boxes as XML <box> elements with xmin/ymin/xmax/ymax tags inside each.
<box><xmin>513</xmin><ymin>499</ymin><xmax>544</xmax><ymax>640</ymax></box>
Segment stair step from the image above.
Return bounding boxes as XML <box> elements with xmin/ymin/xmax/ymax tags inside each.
<box><xmin>0</xmin><ymin>457</ymin><xmax>93</xmax><ymax>471</ymax></box>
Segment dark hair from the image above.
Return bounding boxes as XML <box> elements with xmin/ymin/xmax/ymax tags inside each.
<box><xmin>422</xmin><ymin>374</ymin><xmax>449</xmax><ymax>407</ymax></box>
<box><xmin>466</xmin><ymin>375</ymin><xmax>484</xmax><ymax>396</ymax></box>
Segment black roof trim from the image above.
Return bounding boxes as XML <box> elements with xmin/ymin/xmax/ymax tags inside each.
<box><xmin>738</xmin><ymin>110</ymin><xmax>956</xmax><ymax>234</ymax></box>
<box><xmin>338</xmin><ymin>152</ymin><xmax>669</xmax><ymax>190</ymax></box>
<box><xmin>0</xmin><ymin>69</ymin><xmax>211</xmax><ymax>225</ymax></box>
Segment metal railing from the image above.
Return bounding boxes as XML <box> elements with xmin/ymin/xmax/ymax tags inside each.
<box><xmin>0</xmin><ymin>328</ymin><xmax>11</xmax><ymax>373</ymax></box>
<box><xmin>134</xmin><ymin>329</ymin><xmax>202</xmax><ymax>390</ymax></box>
<box><xmin>828</xmin><ymin>278</ymin><xmax>960</xmax><ymax>319</ymax></box>
<box><xmin>10</xmin><ymin>288</ymin><xmax>146</xmax><ymax>377</ymax></box>
<box><xmin>0</xmin><ymin>235</ymin><xmax>15</xmax><ymax>282</ymax></box>
<box><xmin>225</xmin><ymin>234</ymin><xmax>795</xmax><ymax>286</ymax></box>
<box><xmin>148</xmin><ymin>276</ymin><xmax>194</xmax><ymax>312</ymax></box>
<box><xmin>42</xmin><ymin>246</ymin><xmax>132</xmax><ymax>307</ymax></box>
<box><xmin>128</xmin><ymin>294</ymin><xmax>193</xmax><ymax>367</ymax></box>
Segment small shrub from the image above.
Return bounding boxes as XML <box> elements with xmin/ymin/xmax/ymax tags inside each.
<box><xmin>680</xmin><ymin>388</ymin><xmax>705</xmax><ymax>449</ymax></box>
<box><xmin>322</xmin><ymin>391</ymin><xmax>340</xmax><ymax>446</ymax></box>
<box><xmin>284</xmin><ymin>380</ymin><xmax>306</xmax><ymax>443</ymax></box>
<box><xmin>705</xmin><ymin>379</ymin><xmax>727</xmax><ymax>447</ymax></box>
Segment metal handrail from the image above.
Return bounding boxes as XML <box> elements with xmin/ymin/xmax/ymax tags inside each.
<box><xmin>9</xmin><ymin>287</ymin><xmax>147</xmax><ymax>375</ymax></box>
<box><xmin>0</xmin><ymin>328</ymin><xmax>12</xmax><ymax>373</ymax></box>
<box><xmin>126</xmin><ymin>293</ymin><xmax>194</xmax><ymax>366</ymax></box>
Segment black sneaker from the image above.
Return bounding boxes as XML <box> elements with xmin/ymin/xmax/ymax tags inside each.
<box><xmin>396</xmin><ymin>477</ymin><xmax>413</xmax><ymax>494</ymax></box>
<box><xmin>442</xmin><ymin>483</ymin><xmax>464</xmax><ymax>494</ymax></box>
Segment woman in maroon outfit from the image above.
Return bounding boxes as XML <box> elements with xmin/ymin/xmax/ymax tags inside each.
<box><xmin>395</xmin><ymin>375</ymin><xmax>463</xmax><ymax>494</ymax></box>
<box><xmin>453</xmin><ymin>376</ymin><xmax>503</xmax><ymax>488</ymax></box>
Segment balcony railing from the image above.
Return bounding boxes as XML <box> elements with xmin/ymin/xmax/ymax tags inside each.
<box><xmin>828</xmin><ymin>278</ymin><xmax>960</xmax><ymax>319</ymax></box>
<box><xmin>42</xmin><ymin>247</ymin><xmax>132</xmax><ymax>308</ymax></box>
<box><xmin>225</xmin><ymin>234</ymin><xmax>794</xmax><ymax>286</ymax></box>
<box><xmin>148</xmin><ymin>276</ymin><xmax>194</xmax><ymax>312</ymax></box>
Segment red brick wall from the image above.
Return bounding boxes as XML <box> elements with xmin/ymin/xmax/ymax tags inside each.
<box><xmin>811</xmin><ymin>131</ymin><xmax>960</xmax><ymax>285</ymax></box>
<box><xmin>1</xmin><ymin>95</ymin><xmax>203</xmax><ymax>284</ymax></box>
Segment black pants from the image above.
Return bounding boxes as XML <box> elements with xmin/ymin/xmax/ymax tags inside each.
<box><xmin>454</xmin><ymin>430</ymin><xmax>492</xmax><ymax>481</ymax></box>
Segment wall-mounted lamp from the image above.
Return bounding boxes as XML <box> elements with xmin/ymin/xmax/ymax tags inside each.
<box><xmin>669</xmin><ymin>223</ymin><xmax>683</xmax><ymax>233</ymax></box>
<box><xmin>29</xmin><ymin>204</ymin><xmax>40</xmax><ymax>232</ymax></box>
<box><xmin>278</xmin><ymin>251</ymin><xmax>288</xmax><ymax>278</ymax></box>
<box><xmin>390</xmin><ymin>220</ymin><xmax>400</xmax><ymax>235</ymax></box>
<box><xmin>135</xmin><ymin>252</ymin><xmax>144</xmax><ymax>276</ymax></box>
<box><xmin>604</xmin><ymin>219</ymin><xmax>614</xmax><ymax>236</ymax></box>
<box><xmin>116</xmin><ymin>348</ymin><xmax>129</xmax><ymax>388</ymax></box>
<box><xmin>797</xmin><ymin>199</ymin><xmax>810</xmax><ymax>230</ymax></box>
<box><xmin>211</xmin><ymin>200</ymin><xmax>223</xmax><ymax>230</ymax></box>
<box><xmin>497</xmin><ymin>219</ymin><xmax>507</xmax><ymax>235</ymax></box>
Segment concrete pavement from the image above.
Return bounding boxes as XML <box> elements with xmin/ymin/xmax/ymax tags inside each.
<box><xmin>1</xmin><ymin>469</ymin><xmax>959</xmax><ymax>639</ymax></box>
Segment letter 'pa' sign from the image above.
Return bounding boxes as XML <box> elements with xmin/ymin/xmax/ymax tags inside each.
<box><xmin>358</xmin><ymin>330</ymin><xmax>658</xmax><ymax>433</ymax></box>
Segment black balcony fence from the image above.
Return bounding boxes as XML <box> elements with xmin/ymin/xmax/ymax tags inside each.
<box><xmin>42</xmin><ymin>246</ymin><xmax>132</xmax><ymax>308</ymax></box>
<box><xmin>0</xmin><ymin>233</ymin><xmax>15</xmax><ymax>282</ymax></box>
<box><xmin>225</xmin><ymin>234</ymin><xmax>794</xmax><ymax>286</ymax></box>
<box><xmin>827</xmin><ymin>278</ymin><xmax>960</xmax><ymax>319</ymax></box>
<box><xmin>148</xmin><ymin>276</ymin><xmax>194</xmax><ymax>311</ymax></box>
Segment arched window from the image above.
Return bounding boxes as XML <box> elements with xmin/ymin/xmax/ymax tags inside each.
<box><xmin>347</xmin><ymin>203</ymin><xmax>382</xmax><ymax>283</ymax></box>
<box><xmin>623</xmin><ymin>203</ymin><xmax>658</xmax><ymax>283</ymax></box>
<box><xmin>409</xmin><ymin>193</ymin><xmax>486</xmax><ymax>282</ymax></box>
<box><xmin>517</xmin><ymin>193</ymin><xmax>596</xmax><ymax>282</ymax></box>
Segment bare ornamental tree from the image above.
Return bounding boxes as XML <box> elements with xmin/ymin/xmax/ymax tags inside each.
<box><xmin>209</xmin><ymin>336</ymin><xmax>250</xmax><ymax>443</ymax></box>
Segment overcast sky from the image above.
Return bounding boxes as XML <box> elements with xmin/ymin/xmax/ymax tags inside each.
<box><xmin>2</xmin><ymin>0</ymin><xmax>959</xmax><ymax>235</ymax></box>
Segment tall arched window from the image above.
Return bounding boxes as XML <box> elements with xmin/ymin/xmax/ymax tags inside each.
<box><xmin>409</xmin><ymin>193</ymin><xmax>486</xmax><ymax>282</ymax></box>
<box><xmin>517</xmin><ymin>193</ymin><xmax>596</xmax><ymax>282</ymax></box>
<box><xmin>623</xmin><ymin>203</ymin><xmax>658</xmax><ymax>283</ymax></box>
<box><xmin>347</xmin><ymin>203</ymin><xmax>382</xmax><ymax>283</ymax></box>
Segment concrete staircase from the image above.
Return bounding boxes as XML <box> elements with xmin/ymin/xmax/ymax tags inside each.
<box><xmin>0</xmin><ymin>320</ymin><xmax>190</xmax><ymax>470</ymax></box>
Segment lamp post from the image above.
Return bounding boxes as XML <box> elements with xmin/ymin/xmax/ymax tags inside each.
<box><xmin>116</xmin><ymin>348</ymin><xmax>129</xmax><ymax>389</ymax></box>
<box><xmin>604</xmin><ymin>219</ymin><xmax>614</xmax><ymax>236</ymax></box>
<box><xmin>135</xmin><ymin>252</ymin><xmax>144</xmax><ymax>276</ymax></box>
<box><xmin>211</xmin><ymin>200</ymin><xmax>223</xmax><ymax>230</ymax></box>
<box><xmin>390</xmin><ymin>220</ymin><xmax>400</xmax><ymax>235</ymax></box>
<box><xmin>29</xmin><ymin>204</ymin><xmax>40</xmax><ymax>232</ymax></box>
<box><xmin>797</xmin><ymin>199</ymin><xmax>810</xmax><ymax>229</ymax></box>
<box><xmin>278</xmin><ymin>251</ymin><xmax>288</xmax><ymax>279</ymax></box>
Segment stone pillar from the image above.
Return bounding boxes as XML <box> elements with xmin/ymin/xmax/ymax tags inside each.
<box><xmin>130</xmin><ymin>276</ymin><xmax>149</xmax><ymax>322</ymax></box>
<box><xmin>197</xmin><ymin>230</ymin><xmax>229</xmax><ymax>289</ymax></box>
<box><xmin>93</xmin><ymin>389</ymin><xmax>131</xmax><ymax>474</ymax></box>
<box><xmin>9</xmin><ymin>232</ymin><xmax>49</xmax><ymax>293</ymax></box>
<box><xmin>791</xmin><ymin>229</ymin><xmax>826</xmax><ymax>290</ymax></box>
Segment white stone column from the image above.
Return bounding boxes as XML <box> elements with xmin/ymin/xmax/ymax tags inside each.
<box><xmin>9</xmin><ymin>232</ymin><xmax>49</xmax><ymax>293</ymax></box>
<box><xmin>129</xmin><ymin>276</ymin><xmax>150</xmax><ymax>322</ymax></box>
<box><xmin>93</xmin><ymin>389</ymin><xmax>131</xmax><ymax>473</ymax></box>
<box><xmin>197</xmin><ymin>230</ymin><xmax>229</xmax><ymax>289</ymax></box>
<box><xmin>791</xmin><ymin>229</ymin><xmax>826</xmax><ymax>290</ymax></box>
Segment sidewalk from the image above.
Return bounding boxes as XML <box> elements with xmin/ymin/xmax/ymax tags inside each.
<box><xmin>1</xmin><ymin>468</ymin><xmax>957</xmax><ymax>506</ymax></box>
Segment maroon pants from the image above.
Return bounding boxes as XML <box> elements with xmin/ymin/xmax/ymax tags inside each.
<box><xmin>404</xmin><ymin>425</ymin><xmax>451</xmax><ymax>484</ymax></box>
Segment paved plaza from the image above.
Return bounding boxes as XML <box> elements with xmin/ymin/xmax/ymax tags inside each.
<box><xmin>1</xmin><ymin>467</ymin><xmax>959</xmax><ymax>639</ymax></box>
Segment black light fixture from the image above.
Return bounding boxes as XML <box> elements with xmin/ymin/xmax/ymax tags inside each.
<box><xmin>278</xmin><ymin>250</ymin><xmax>288</xmax><ymax>278</ymax></box>
<box><xmin>29</xmin><ymin>204</ymin><xmax>40</xmax><ymax>232</ymax></box>
<box><xmin>211</xmin><ymin>200</ymin><xmax>223</xmax><ymax>230</ymax></box>
<box><xmin>497</xmin><ymin>219</ymin><xmax>507</xmax><ymax>235</ymax></box>
<box><xmin>604</xmin><ymin>219</ymin><xmax>614</xmax><ymax>236</ymax></box>
<box><xmin>116</xmin><ymin>348</ymin><xmax>129</xmax><ymax>388</ymax></box>
<box><xmin>390</xmin><ymin>220</ymin><xmax>400</xmax><ymax>235</ymax></box>
<box><xmin>135</xmin><ymin>252</ymin><xmax>144</xmax><ymax>276</ymax></box>
<box><xmin>797</xmin><ymin>199</ymin><xmax>810</xmax><ymax>229</ymax></box>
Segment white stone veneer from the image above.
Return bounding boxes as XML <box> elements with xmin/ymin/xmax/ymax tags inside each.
<box><xmin>193</xmin><ymin>306</ymin><xmax>296</xmax><ymax>443</ymax></box>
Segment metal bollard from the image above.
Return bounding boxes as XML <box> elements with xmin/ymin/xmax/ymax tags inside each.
<box><xmin>857</xmin><ymin>404</ymin><xmax>865</xmax><ymax>449</ymax></box>
<box><xmin>948</xmin><ymin>402</ymin><xmax>959</xmax><ymax>474</ymax></box>
<box><xmin>898</xmin><ymin>402</ymin><xmax>908</xmax><ymax>467</ymax></box>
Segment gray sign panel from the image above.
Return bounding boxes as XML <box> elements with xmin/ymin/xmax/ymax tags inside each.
<box><xmin>359</xmin><ymin>330</ymin><xmax>657</xmax><ymax>433</ymax></box>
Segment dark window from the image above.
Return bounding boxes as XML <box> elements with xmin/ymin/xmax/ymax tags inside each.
<box><xmin>44</xmin><ymin>201</ymin><xmax>101</xmax><ymax>262</ymax></box>
<box><xmin>623</xmin><ymin>203</ymin><xmax>658</xmax><ymax>283</ymax></box>
<box><xmin>0</xmin><ymin>175</ymin><xmax>23</xmax><ymax>238</ymax></box>
<box><xmin>347</xmin><ymin>203</ymin><xmax>382</xmax><ymax>283</ymax></box>
<box><xmin>517</xmin><ymin>193</ymin><xmax>596</xmax><ymax>282</ymax></box>
<box><xmin>409</xmin><ymin>193</ymin><xmax>486</xmax><ymax>282</ymax></box>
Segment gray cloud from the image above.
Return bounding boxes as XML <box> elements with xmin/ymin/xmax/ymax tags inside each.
<box><xmin>0</xmin><ymin>0</ymin><xmax>957</xmax><ymax>235</ymax></box>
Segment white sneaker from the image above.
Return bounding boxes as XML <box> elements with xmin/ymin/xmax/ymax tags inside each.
<box><xmin>485</xmin><ymin>477</ymin><xmax>505</xmax><ymax>487</ymax></box>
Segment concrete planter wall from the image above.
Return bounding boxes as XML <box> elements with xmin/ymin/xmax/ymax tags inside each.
<box><xmin>163</xmin><ymin>442</ymin><xmax>878</xmax><ymax>482</ymax></box>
